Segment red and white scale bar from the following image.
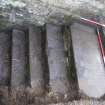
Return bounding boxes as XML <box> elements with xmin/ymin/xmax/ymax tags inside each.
<box><xmin>97</xmin><ymin>28</ymin><xmax>105</xmax><ymax>63</ymax></box>
<box><xmin>79</xmin><ymin>16</ymin><xmax>105</xmax><ymax>28</ymax></box>
<box><xmin>76</xmin><ymin>15</ymin><xmax>105</xmax><ymax>63</ymax></box>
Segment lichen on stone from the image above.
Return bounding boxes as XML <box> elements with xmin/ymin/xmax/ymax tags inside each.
<box><xmin>0</xmin><ymin>0</ymin><xmax>105</xmax><ymax>25</ymax></box>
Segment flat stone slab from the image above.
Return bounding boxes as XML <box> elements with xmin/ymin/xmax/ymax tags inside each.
<box><xmin>71</xmin><ymin>22</ymin><xmax>105</xmax><ymax>98</ymax></box>
<box><xmin>46</xmin><ymin>24</ymin><xmax>70</xmax><ymax>100</ymax></box>
<box><xmin>29</xmin><ymin>26</ymin><xmax>44</xmax><ymax>96</ymax></box>
<box><xmin>0</xmin><ymin>31</ymin><xmax>11</xmax><ymax>86</ymax></box>
<box><xmin>11</xmin><ymin>29</ymin><xmax>28</xmax><ymax>87</ymax></box>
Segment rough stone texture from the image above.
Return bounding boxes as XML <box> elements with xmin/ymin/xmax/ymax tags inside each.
<box><xmin>70</xmin><ymin>22</ymin><xmax>105</xmax><ymax>98</ymax></box>
<box><xmin>0</xmin><ymin>0</ymin><xmax>105</xmax><ymax>25</ymax></box>
<box><xmin>0</xmin><ymin>87</ymin><xmax>9</xmax><ymax>105</ymax></box>
<box><xmin>0</xmin><ymin>31</ymin><xmax>11</xmax><ymax>104</ymax></box>
<box><xmin>0</xmin><ymin>31</ymin><xmax>11</xmax><ymax>86</ymax></box>
<box><xmin>48</xmin><ymin>99</ymin><xmax>105</xmax><ymax>105</ymax></box>
<box><xmin>11</xmin><ymin>29</ymin><xmax>28</xmax><ymax>87</ymax></box>
<box><xmin>46</xmin><ymin>24</ymin><xmax>70</xmax><ymax>102</ymax></box>
<box><xmin>0</xmin><ymin>23</ymin><xmax>104</xmax><ymax>104</ymax></box>
<box><xmin>63</xmin><ymin>26</ymin><xmax>79</xmax><ymax>100</ymax></box>
<box><xmin>10</xmin><ymin>87</ymin><xmax>27</xmax><ymax>105</ymax></box>
<box><xmin>28</xmin><ymin>26</ymin><xmax>44</xmax><ymax>96</ymax></box>
<box><xmin>11</xmin><ymin>28</ymin><xmax>29</xmax><ymax>105</ymax></box>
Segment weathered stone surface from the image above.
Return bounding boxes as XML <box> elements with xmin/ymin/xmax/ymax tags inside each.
<box><xmin>48</xmin><ymin>99</ymin><xmax>105</xmax><ymax>105</ymax></box>
<box><xmin>0</xmin><ymin>31</ymin><xmax>11</xmax><ymax>86</ymax></box>
<box><xmin>0</xmin><ymin>0</ymin><xmax>105</xmax><ymax>25</ymax></box>
<box><xmin>46</xmin><ymin>24</ymin><xmax>70</xmax><ymax>102</ymax></box>
<box><xmin>11</xmin><ymin>29</ymin><xmax>28</xmax><ymax>87</ymax></box>
<box><xmin>11</xmin><ymin>28</ymin><xmax>28</xmax><ymax>105</ymax></box>
<box><xmin>71</xmin><ymin>22</ymin><xmax>105</xmax><ymax>98</ymax></box>
<box><xmin>0</xmin><ymin>87</ymin><xmax>9</xmax><ymax>105</ymax></box>
<box><xmin>28</xmin><ymin>26</ymin><xmax>44</xmax><ymax>96</ymax></box>
<box><xmin>0</xmin><ymin>31</ymin><xmax>11</xmax><ymax>105</ymax></box>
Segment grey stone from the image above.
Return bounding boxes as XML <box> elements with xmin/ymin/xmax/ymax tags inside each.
<box><xmin>46</xmin><ymin>24</ymin><xmax>70</xmax><ymax>100</ymax></box>
<box><xmin>11</xmin><ymin>29</ymin><xmax>28</xmax><ymax>87</ymax></box>
<box><xmin>28</xmin><ymin>26</ymin><xmax>44</xmax><ymax>96</ymax></box>
<box><xmin>71</xmin><ymin>22</ymin><xmax>105</xmax><ymax>98</ymax></box>
<box><xmin>0</xmin><ymin>0</ymin><xmax>105</xmax><ymax>25</ymax></box>
<box><xmin>0</xmin><ymin>31</ymin><xmax>11</xmax><ymax>86</ymax></box>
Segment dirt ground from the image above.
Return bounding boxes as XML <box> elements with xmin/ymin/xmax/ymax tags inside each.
<box><xmin>49</xmin><ymin>99</ymin><xmax>105</xmax><ymax>105</ymax></box>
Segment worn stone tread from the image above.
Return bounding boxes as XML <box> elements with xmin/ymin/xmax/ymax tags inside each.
<box><xmin>46</xmin><ymin>24</ymin><xmax>70</xmax><ymax>102</ymax></box>
<box><xmin>28</xmin><ymin>26</ymin><xmax>45</xmax><ymax>96</ymax></box>
<box><xmin>71</xmin><ymin>22</ymin><xmax>105</xmax><ymax>98</ymax></box>
<box><xmin>0</xmin><ymin>22</ymin><xmax>104</xmax><ymax>104</ymax></box>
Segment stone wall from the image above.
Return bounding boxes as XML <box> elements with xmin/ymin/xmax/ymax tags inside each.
<box><xmin>0</xmin><ymin>0</ymin><xmax>105</xmax><ymax>25</ymax></box>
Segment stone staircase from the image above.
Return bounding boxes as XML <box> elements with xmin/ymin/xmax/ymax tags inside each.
<box><xmin>0</xmin><ymin>20</ymin><xmax>105</xmax><ymax>105</ymax></box>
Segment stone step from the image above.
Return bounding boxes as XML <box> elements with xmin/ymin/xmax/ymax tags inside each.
<box><xmin>46</xmin><ymin>24</ymin><xmax>70</xmax><ymax>102</ymax></box>
<box><xmin>0</xmin><ymin>30</ymin><xmax>11</xmax><ymax>105</ymax></box>
<box><xmin>11</xmin><ymin>28</ymin><xmax>29</xmax><ymax>105</ymax></box>
<box><xmin>70</xmin><ymin>22</ymin><xmax>105</xmax><ymax>98</ymax></box>
<box><xmin>11</xmin><ymin>28</ymin><xmax>29</xmax><ymax>87</ymax></box>
<box><xmin>28</xmin><ymin>26</ymin><xmax>45</xmax><ymax>96</ymax></box>
<box><xmin>0</xmin><ymin>22</ymin><xmax>104</xmax><ymax>104</ymax></box>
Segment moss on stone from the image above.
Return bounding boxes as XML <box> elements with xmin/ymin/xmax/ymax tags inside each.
<box><xmin>0</xmin><ymin>19</ymin><xmax>14</xmax><ymax>30</ymax></box>
<box><xmin>64</xmin><ymin>15</ymin><xmax>74</xmax><ymax>23</ymax></box>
